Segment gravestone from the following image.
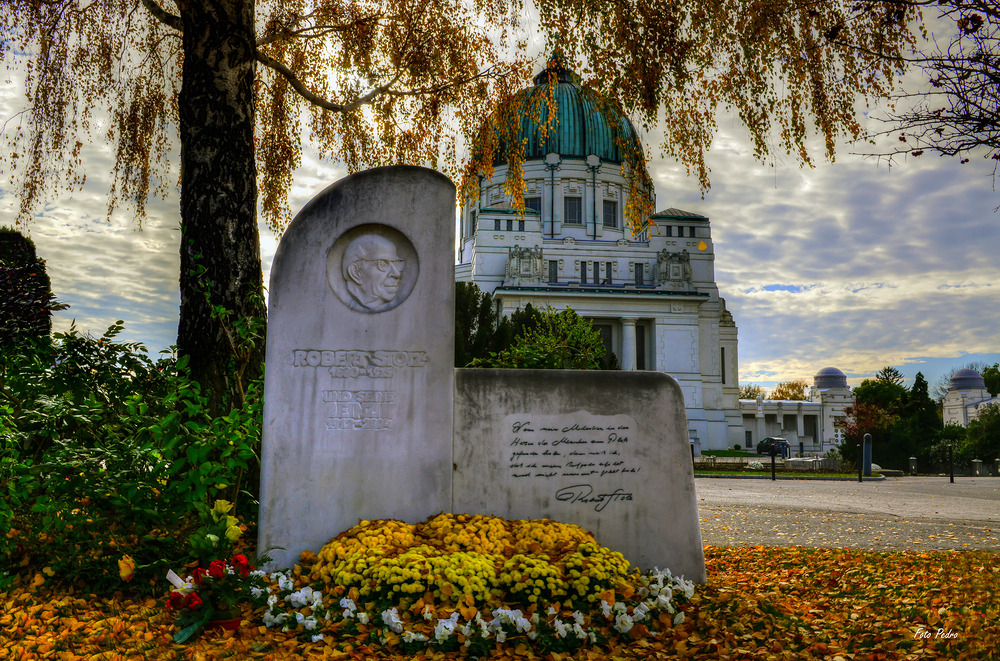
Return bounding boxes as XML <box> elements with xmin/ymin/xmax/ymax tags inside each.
<box><xmin>453</xmin><ymin>369</ymin><xmax>707</xmax><ymax>582</ymax></box>
<box><xmin>258</xmin><ymin>166</ymin><xmax>455</xmax><ymax>570</ymax></box>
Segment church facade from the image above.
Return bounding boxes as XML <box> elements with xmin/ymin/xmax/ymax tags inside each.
<box><xmin>455</xmin><ymin>58</ymin><xmax>850</xmax><ymax>452</ymax></box>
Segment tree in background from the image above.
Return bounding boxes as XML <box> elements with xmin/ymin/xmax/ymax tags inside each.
<box><xmin>2</xmin><ymin>0</ymin><xmax>925</xmax><ymax>407</ymax></box>
<box><xmin>770</xmin><ymin>379</ymin><xmax>809</xmax><ymax>401</ymax></box>
<box><xmin>477</xmin><ymin>307</ymin><xmax>605</xmax><ymax>370</ymax></box>
<box><xmin>0</xmin><ymin>228</ymin><xmax>57</xmax><ymax>349</ymax></box>
<box><xmin>844</xmin><ymin>368</ymin><xmax>944</xmax><ymax>470</ymax></box>
<box><xmin>982</xmin><ymin>364</ymin><xmax>1000</xmax><ymax>396</ymax></box>
<box><xmin>739</xmin><ymin>384</ymin><xmax>766</xmax><ymax>399</ymax></box>
<box><xmin>965</xmin><ymin>403</ymin><xmax>1000</xmax><ymax>462</ymax></box>
<box><xmin>873</xmin><ymin>1</ymin><xmax>1000</xmax><ymax>174</ymax></box>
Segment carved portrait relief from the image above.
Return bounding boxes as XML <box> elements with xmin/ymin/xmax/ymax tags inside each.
<box><xmin>327</xmin><ymin>225</ymin><xmax>418</xmax><ymax>313</ymax></box>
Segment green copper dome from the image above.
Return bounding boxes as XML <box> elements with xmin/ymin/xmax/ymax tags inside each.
<box><xmin>493</xmin><ymin>57</ymin><xmax>642</xmax><ymax>165</ymax></box>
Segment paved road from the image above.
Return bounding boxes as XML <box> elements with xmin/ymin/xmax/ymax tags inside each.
<box><xmin>696</xmin><ymin>476</ymin><xmax>1000</xmax><ymax>551</ymax></box>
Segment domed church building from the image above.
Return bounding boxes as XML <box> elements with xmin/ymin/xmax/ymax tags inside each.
<box><xmin>455</xmin><ymin>57</ymin><xmax>745</xmax><ymax>451</ymax></box>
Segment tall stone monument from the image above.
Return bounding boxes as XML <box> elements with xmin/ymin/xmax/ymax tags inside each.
<box><xmin>259</xmin><ymin>166</ymin><xmax>455</xmax><ymax>570</ymax></box>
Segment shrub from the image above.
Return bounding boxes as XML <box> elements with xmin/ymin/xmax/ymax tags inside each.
<box><xmin>0</xmin><ymin>321</ymin><xmax>262</xmax><ymax>595</ymax></box>
<box><xmin>475</xmin><ymin>306</ymin><xmax>605</xmax><ymax>370</ymax></box>
<box><xmin>0</xmin><ymin>228</ymin><xmax>57</xmax><ymax>349</ymax></box>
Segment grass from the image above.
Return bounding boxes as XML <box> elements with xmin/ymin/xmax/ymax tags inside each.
<box><xmin>699</xmin><ymin>450</ymin><xmax>758</xmax><ymax>458</ymax></box>
<box><xmin>2</xmin><ymin>546</ymin><xmax>997</xmax><ymax>660</ymax></box>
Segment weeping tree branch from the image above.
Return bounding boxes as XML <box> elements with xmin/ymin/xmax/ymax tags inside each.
<box><xmin>138</xmin><ymin>0</ymin><xmax>181</xmax><ymax>32</ymax></box>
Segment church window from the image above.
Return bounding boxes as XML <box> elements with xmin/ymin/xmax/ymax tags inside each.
<box><xmin>688</xmin><ymin>226</ymin><xmax>697</xmax><ymax>237</ymax></box>
<box><xmin>721</xmin><ymin>347</ymin><xmax>726</xmax><ymax>384</ymax></box>
<box><xmin>664</xmin><ymin>225</ymin><xmax>673</xmax><ymax>237</ymax></box>
<box><xmin>494</xmin><ymin>219</ymin><xmax>500</xmax><ymax>230</ymax></box>
<box><xmin>606</xmin><ymin>261</ymin><xmax>613</xmax><ymax>283</ymax></box>
<box><xmin>603</xmin><ymin>200</ymin><xmax>618</xmax><ymax>228</ymax></box>
<box><xmin>525</xmin><ymin>197</ymin><xmax>542</xmax><ymax>213</ymax></box>
<box><xmin>634</xmin><ymin>263</ymin><xmax>644</xmax><ymax>285</ymax></box>
<box><xmin>593</xmin><ymin>262</ymin><xmax>599</xmax><ymax>283</ymax></box>
<box><xmin>548</xmin><ymin>260</ymin><xmax>558</xmax><ymax>283</ymax></box>
<box><xmin>518</xmin><ymin>219</ymin><xmax>525</xmax><ymax>231</ymax></box>
<box><xmin>580</xmin><ymin>261</ymin><xmax>588</xmax><ymax>284</ymax></box>
<box><xmin>469</xmin><ymin>211</ymin><xmax>476</xmax><ymax>235</ymax></box>
<box><xmin>506</xmin><ymin>219</ymin><xmax>513</xmax><ymax>231</ymax></box>
<box><xmin>564</xmin><ymin>196</ymin><xmax>582</xmax><ymax>224</ymax></box>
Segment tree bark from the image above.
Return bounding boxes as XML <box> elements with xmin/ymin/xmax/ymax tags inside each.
<box><xmin>177</xmin><ymin>0</ymin><xmax>265</xmax><ymax>411</ymax></box>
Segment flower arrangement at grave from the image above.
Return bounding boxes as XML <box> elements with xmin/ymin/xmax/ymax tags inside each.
<box><xmin>164</xmin><ymin>500</ymin><xmax>269</xmax><ymax>642</ymax></box>
<box><xmin>255</xmin><ymin>513</ymin><xmax>695</xmax><ymax>653</ymax></box>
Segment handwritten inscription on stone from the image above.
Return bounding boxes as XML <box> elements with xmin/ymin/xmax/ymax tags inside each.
<box><xmin>503</xmin><ymin>413</ymin><xmax>639</xmax><ymax>511</ymax></box>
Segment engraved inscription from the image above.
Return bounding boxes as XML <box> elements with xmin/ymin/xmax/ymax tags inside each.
<box><xmin>322</xmin><ymin>389</ymin><xmax>397</xmax><ymax>431</ymax></box>
<box><xmin>503</xmin><ymin>414</ymin><xmax>640</xmax><ymax>510</ymax></box>
<box><xmin>293</xmin><ymin>349</ymin><xmax>429</xmax><ymax>378</ymax></box>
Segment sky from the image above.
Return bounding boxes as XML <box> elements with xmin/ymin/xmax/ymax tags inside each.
<box><xmin>2</xmin><ymin>19</ymin><xmax>999</xmax><ymax>397</ymax></box>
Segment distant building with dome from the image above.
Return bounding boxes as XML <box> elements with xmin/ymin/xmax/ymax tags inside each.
<box><xmin>455</xmin><ymin>57</ymin><xmax>848</xmax><ymax>453</ymax></box>
<box><xmin>943</xmin><ymin>369</ymin><xmax>999</xmax><ymax>426</ymax></box>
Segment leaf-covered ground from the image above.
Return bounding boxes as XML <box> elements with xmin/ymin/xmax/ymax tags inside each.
<box><xmin>2</xmin><ymin>546</ymin><xmax>997</xmax><ymax>660</ymax></box>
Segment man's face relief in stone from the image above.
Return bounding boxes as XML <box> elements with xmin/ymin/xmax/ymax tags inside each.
<box><xmin>342</xmin><ymin>234</ymin><xmax>406</xmax><ymax>309</ymax></box>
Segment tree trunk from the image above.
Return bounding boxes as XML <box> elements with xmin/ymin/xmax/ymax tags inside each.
<box><xmin>176</xmin><ymin>0</ymin><xmax>264</xmax><ymax>411</ymax></box>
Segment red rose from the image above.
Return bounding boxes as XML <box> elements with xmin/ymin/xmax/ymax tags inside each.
<box><xmin>192</xmin><ymin>567</ymin><xmax>208</xmax><ymax>585</ymax></box>
<box><xmin>208</xmin><ymin>560</ymin><xmax>226</xmax><ymax>579</ymax></box>
<box><xmin>185</xmin><ymin>592</ymin><xmax>203</xmax><ymax>609</ymax></box>
<box><xmin>232</xmin><ymin>554</ymin><xmax>248</xmax><ymax>566</ymax></box>
<box><xmin>167</xmin><ymin>592</ymin><xmax>185</xmax><ymax>610</ymax></box>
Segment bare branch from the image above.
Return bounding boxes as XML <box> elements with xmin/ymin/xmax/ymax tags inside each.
<box><xmin>138</xmin><ymin>0</ymin><xmax>181</xmax><ymax>32</ymax></box>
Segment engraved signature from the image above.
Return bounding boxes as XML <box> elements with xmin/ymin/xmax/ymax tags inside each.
<box><xmin>554</xmin><ymin>484</ymin><xmax>634</xmax><ymax>512</ymax></box>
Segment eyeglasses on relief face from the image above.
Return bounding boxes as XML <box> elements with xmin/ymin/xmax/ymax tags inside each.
<box><xmin>361</xmin><ymin>258</ymin><xmax>405</xmax><ymax>272</ymax></box>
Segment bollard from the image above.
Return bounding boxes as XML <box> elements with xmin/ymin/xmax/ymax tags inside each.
<box><xmin>863</xmin><ymin>433</ymin><xmax>873</xmax><ymax>477</ymax></box>
<box><xmin>972</xmin><ymin>459</ymin><xmax>983</xmax><ymax>477</ymax></box>
<box><xmin>771</xmin><ymin>445</ymin><xmax>777</xmax><ymax>481</ymax></box>
<box><xmin>909</xmin><ymin>456</ymin><xmax>917</xmax><ymax>476</ymax></box>
<box><xmin>949</xmin><ymin>444</ymin><xmax>954</xmax><ymax>483</ymax></box>
<box><xmin>858</xmin><ymin>443</ymin><xmax>863</xmax><ymax>483</ymax></box>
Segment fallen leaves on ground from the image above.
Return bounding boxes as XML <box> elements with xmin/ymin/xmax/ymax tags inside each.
<box><xmin>2</xmin><ymin>546</ymin><xmax>997</xmax><ymax>660</ymax></box>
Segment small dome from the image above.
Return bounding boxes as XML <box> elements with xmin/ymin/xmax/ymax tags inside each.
<box><xmin>814</xmin><ymin>367</ymin><xmax>848</xmax><ymax>390</ymax></box>
<box><xmin>489</xmin><ymin>55</ymin><xmax>643</xmax><ymax>165</ymax></box>
<box><xmin>950</xmin><ymin>368</ymin><xmax>986</xmax><ymax>391</ymax></box>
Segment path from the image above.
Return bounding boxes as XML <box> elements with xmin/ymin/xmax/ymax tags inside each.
<box><xmin>696</xmin><ymin>476</ymin><xmax>1000</xmax><ymax>551</ymax></box>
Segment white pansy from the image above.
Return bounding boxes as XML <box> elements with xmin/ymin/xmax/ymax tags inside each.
<box><xmin>547</xmin><ymin>606</ymin><xmax>557</xmax><ymax>616</ymax></box>
<box><xmin>311</xmin><ymin>634</ymin><xmax>324</xmax><ymax>643</ymax></box>
<box><xmin>612</xmin><ymin>601</ymin><xmax>627</xmax><ymax>614</ymax></box>
<box><xmin>496</xmin><ymin>630</ymin><xmax>507</xmax><ymax>643</ymax></box>
<box><xmin>422</xmin><ymin>605</ymin><xmax>434</xmax><ymax>620</ymax></box>
<box><xmin>381</xmin><ymin>607</ymin><xmax>404</xmax><ymax>634</ymax></box>
<box><xmin>573</xmin><ymin>611</ymin><xmax>585</xmax><ymax>626</ymax></box>
<box><xmin>250</xmin><ymin>587</ymin><xmax>263</xmax><ymax>599</ymax></box>
<box><xmin>302</xmin><ymin>616</ymin><xmax>318</xmax><ymax>631</ymax></box>
<box><xmin>614</xmin><ymin>613</ymin><xmax>634</xmax><ymax>634</ymax></box>
<box><xmin>357</xmin><ymin>612</ymin><xmax>369</xmax><ymax>624</ymax></box>
<box><xmin>600</xmin><ymin>600</ymin><xmax>613</xmax><ymax>619</ymax></box>
<box><xmin>553</xmin><ymin>619</ymin><xmax>568</xmax><ymax>638</ymax></box>
<box><xmin>572</xmin><ymin>622</ymin><xmax>587</xmax><ymax>639</ymax></box>
<box><xmin>673</xmin><ymin>611</ymin><xmax>685</xmax><ymax>625</ymax></box>
<box><xmin>527</xmin><ymin>630</ymin><xmax>539</xmax><ymax>640</ymax></box>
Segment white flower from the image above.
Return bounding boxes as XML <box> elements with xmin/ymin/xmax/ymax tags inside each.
<box><xmin>206</xmin><ymin>533</ymin><xmax>219</xmax><ymax>545</ymax></box>
<box><xmin>381</xmin><ymin>608</ymin><xmax>404</xmax><ymax>634</ymax></box>
<box><xmin>588</xmin><ymin>631</ymin><xmax>598</xmax><ymax>644</ymax></box>
<box><xmin>311</xmin><ymin>634</ymin><xmax>325</xmax><ymax>643</ymax></box>
<box><xmin>527</xmin><ymin>630</ymin><xmax>539</xmax><ymax>640</ymax></box>
<box><xmin>514</xmin><ymin>616</ymin><xmax>532</xmax><ymax>633</ymax></box>
<box><xmin>496</xmin><ymin>630</ymin><xmax>507</xmax><ymax>643</ymax></box>
<box><xmin>434</xmin><ymin>616</ymin><xmax>458</xmax><ymax>642</ymax></box>
<box><xmin>612</xmin><ymin>601</ymin><xmax>627</xmax><ymax>614</ymax></box>
<box><xmin>340</xmin><ymin>597</ymin><xmax>357</xmax><ymax>612</ymax></box>
<box><xmin>302</xmin><ymin>616</ymin><xmax>317</xmax><ymax>631</ymax></box>
<box><xmin>599</xmin><ymin>600</ymin><xmax>613</xmax><ymax>619</ymax></box>
<box><xmin>530</xmin><ymin>612</ymin><xmax>540</xmax><ymax>625</ymax></box>
<box><xmin>267</xmin><ymin>594</ymin><xmax>279</xmax><ymax>608</ymax></box>
<box><xmin>402</xmin><ymin>631</ymin><xmax>428</xmax><ymax>644</ymax></box>
<box><xmin>357</xmin><ymin>612</ymin><xmax>369</xmax><ymax>624</ymax></box>
<box><xmin>572</xmin><ymin>622</ymin><xmax>587</xmax><ymax>639</ymax></box>
<box><xmin>422</xmin><ymin>605</ymin><xmax>434</xmax><ymax>620</ymax></box>
<box><xmin>573</xmin><ymin>611</ymin><xmax>585</xmax><ymax>626</ymax></box>
<box><xmin>614</xmin><ymin>613</ymin><xmax>634</xmax><ymax>634</ymax></box>
<box><xmin>673</xmin><ymin>611</ymin><xmax>685</xmax><ymax>625</ymax></box>
<box><xmin>459</xmin><ymin>622</ymin><xmax>474</xmax><ymax>637</ymax></box>
<box><xmin>553</xmin><ymin>619</ymin><xmax>568</xmax><ymax>638</ymax></box>
<box><xmin>546</xmin><ymin>606</ymin><xmax>557</xmax><ymax>616</ymax></box>
<box><xmin>633</xmin><ymin>602</ymin><xmax>650</xmax><ymax>621</ymax></box>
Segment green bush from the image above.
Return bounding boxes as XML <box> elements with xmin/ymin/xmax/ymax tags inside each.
<box><xmin>0</xmin><ymin>322</ymin><xmax>262</xmax><ymax>595</ymax></box>
<box><xmin>473</xmin><ymin>306</ymin><xmax>605</xmax><ymax>370</ymax></box>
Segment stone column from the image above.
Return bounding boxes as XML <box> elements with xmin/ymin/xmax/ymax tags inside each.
<box><xmin>621</xmin><ymin>318</ymin><xmax>637</xmax><ymax>370</ymax></box>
